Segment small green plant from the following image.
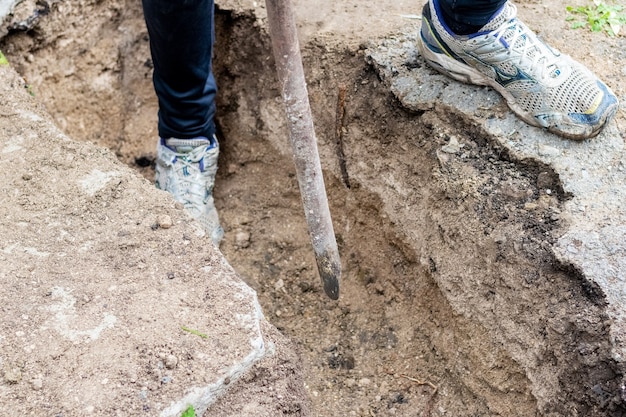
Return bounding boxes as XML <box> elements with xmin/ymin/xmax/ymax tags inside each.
<box><xmin>566</xmin><ymin>0</ymin><xmax>626</xmax><ymax>36</ymax></box>
<box><xmin>0</xmin><ymin>51</ymin><xmax>8</xmax><ymax>66</ymax></box>
<box><xmin>181</xmin><ymin>326</ymin><xmax>208</xmax><ymax>339</ymax></box>
<box><xmin>181</xmin><ymin>405</ymin><xmax>196</xmax><ymax>417</ymax></box>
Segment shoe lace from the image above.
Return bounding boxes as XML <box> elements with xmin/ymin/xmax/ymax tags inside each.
<box><xmin>491</xmin><ymin>16</ymin><xmax>557</xmax><ymax>79</ymax></box>
<box><xmin>171</xmin><ymin>153</ymin><xmax>211</xmax><ymax>210</ymax></box>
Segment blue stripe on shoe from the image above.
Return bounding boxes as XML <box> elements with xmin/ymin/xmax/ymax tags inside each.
<box><xmin>420</xmin><ymin>3</ymin><xmax>467</xmax><ymax>65</ymax></box>
<box><xmin>492</xmin><ymin>66</ymin><xmax>534</xmax><ymax>87</ymax></box>
<box><xmin>568</xmin><ymin>81</ymin><xmax>619</xmax><ymax>125</ymax></box>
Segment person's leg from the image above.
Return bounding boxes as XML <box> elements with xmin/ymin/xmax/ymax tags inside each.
<box><xmin>417</xmin><ymin>0</ymin><xmax>619</xmax><ymax>140</ymax></box>
<box><xmin>142</xmin><ymin>0</ymin><xmax>217</xmax><ymax>139</ymax></box>
<box><xmin>142</xmin><ymin>0</ymin><xmax>224</xmax><ymax>245</ymax></box>
<box><xmin>437</xmin><ymin>0</ymin><xmax>507</xmax><ymax>34</ymax></box>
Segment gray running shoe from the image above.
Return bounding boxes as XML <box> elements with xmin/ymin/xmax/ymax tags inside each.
<box><xmin>156</xmin><ymin>136</ymin><xmax>224</xmax><ymax>245</ymax></box>
<box><xmin>417</xmin><ymin>0</ymin><xmax>619</xmax><ymax>140</ymax></box>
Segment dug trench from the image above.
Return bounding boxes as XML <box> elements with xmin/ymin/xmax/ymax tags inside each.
<box><xmin>2</xmin><ymin>0</ymin><xmax>625</xmax><ymax>415</ymax></box>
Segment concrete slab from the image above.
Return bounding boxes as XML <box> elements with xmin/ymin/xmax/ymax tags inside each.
<box><xmin>367</xmin><ymin>27</ymin><xmax>626</xmax><ymax>374</ymax></box>
<box><xmin>0</xmin><ymin>0</ymin><xmax>17</xmax><ymax>25</ymax></box>
<box><xmin>0</xmin><ymin>65</ymin><xmax>309</xmax><ymax>416</ymax></box>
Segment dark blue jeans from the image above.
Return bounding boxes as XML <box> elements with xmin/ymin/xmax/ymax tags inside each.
<box><xmin>142</xmin><ymin>0</ymin><xmax>216</xmax><ymax>140</ymax></box>
<box><xmin>141</xmin><ymin>0</ymin><xmax>505</xmax><ymax>139</ymax></box>
<box><xmin>438</xmin><ymin>0</ymin><xmax>507</xmax><ymax>34</ymax></box>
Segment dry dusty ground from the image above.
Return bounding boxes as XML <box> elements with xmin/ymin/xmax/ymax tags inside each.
<box><xmin>1</xmin><ymin>0</ymin><xmax>626</xmax><ymax>415</ymax></box>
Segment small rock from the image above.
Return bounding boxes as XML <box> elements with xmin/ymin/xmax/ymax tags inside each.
<box><xmin>524</xmin><ymin>202</ymin><xmax>538</xmax><ymax>211</ymax></box>
<box><xmin>441</xmin><ymin>136</ymin><xmax>462</xmax><ymax>154</ymax></box>
<box><xmin>4</xmin><ymin>366</ymin><xmax>22</xmax><ymax>384</ymax></box>
<box><xmin>157</xmin><ymin>215</ymin><xmax>173</xmax><ymax>229</ymax></box>
<box><xmin>358</xmin><ymin>378</ymin><xmax>371</xmax><ymax>387</ymax></box>
<box><xmin>536</xmin><ymin>172</ymin><xmax>552</xmax><ymax>189</ymax></box>
<box><xmin>31</xmin><ymin>377</ymin><xmax>43</xmax><ymax>390</ymax></box>
<box><xmin>537</xmin><ymin>144</ymin><xmax>560</xmax><ymax>157</ymax></box>
<box><xmin>235</xmin><ymin>231</ymin><xmax>251</xmax><ymax>249</ymax></box>
<box><xmin>493</xmin><ymin>233</ymin><xmax>507</xmax><ymax>244</ymax></box>
<box><xmin>298</xmin><ymin>281</ymin><xmax>313</xmax><ymax>293</ymax></box>
<box><xmin>164</xmin><ymin>355</ymin><xmax>178</xmax><ymax>369</ymax></box>
<box><xmin>344</xmin><ymin>378</ymin><xmax>356</xmax><ymax>388</ymax></box>
<box><xmin>227</xmin><ymin>163</ymin><xmax>238</xmax><ymax>175</ymax></box>
<box><xmin>235</xmin><ymin>215</ymin><xmax>253</xmax><ymax>226</ymax></box>
<box><xmin>501</xmin><ymin>184</ymin><xmax>527</xmax><ymax>201</ymax></box>
<box><xmin>567</xmin><ymin>245</ymin><xmax>579</xmax><ymax>254</ymax></box>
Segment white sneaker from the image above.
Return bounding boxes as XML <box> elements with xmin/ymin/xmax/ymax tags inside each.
<box><xmin>156</xmin><ymin>135</ymin><xmax>224</xmax><ymax>245</ymax></box>
<box><xmin>417</xmin><ymin>0</ymin><xmax>619</xmax><ymax>140</ymax></box>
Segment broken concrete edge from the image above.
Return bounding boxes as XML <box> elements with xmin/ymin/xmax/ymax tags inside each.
<box><xmin>161</xmin><ymin>279</ymin><xmax>269</xmax><ymax>417</ymax></box>
<box><xmin>0</xmin><ymin>0</ymin><xmax>17</xmax><ymax>26</ymax></box>
<box><xmin>366</xmin><ymin>30</ymin><xmax>626</xmax><ymax>363</ymax></box>
<box><xmin>0</xmin><ymin>0</ymin><xmax>43</xmax><ymax>38</ymax></box>
<box><xmin>0</xmin><ymin>64</ymin><xmax>308</xmax><ymax>416</ymax></box>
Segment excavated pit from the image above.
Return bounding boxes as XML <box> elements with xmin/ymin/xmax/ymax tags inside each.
<box><xmin>2</xmin><ymin>0</ymin><xmax>625</xmax><ymax>415</ymax></box>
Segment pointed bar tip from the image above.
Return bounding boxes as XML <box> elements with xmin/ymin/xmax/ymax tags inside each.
<box><xmin>316</xmin><ymin>251</ymin><xmax>341</xmax><ymax>300</ymax></box>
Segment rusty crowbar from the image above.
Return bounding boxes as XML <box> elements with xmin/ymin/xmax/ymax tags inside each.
<box><xmin>265</xmin><ymin>0</ymin><xmax>341</xmax><ymax>300</ymax></box>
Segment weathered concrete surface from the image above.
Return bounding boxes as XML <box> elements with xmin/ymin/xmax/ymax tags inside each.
<box><xmin>0</xmin><ymin>65</ymin><xmax>309</xmax><ymax>416</ymax></box>
<box><xmin>367</xmin><ymin>31</ymin><xmax>626</xmax><ymax>410</ymax></box>
<box><xmin>0</xmin><ymin>0</ymin><xmax>17</xmax><ymax>25</ymax></box>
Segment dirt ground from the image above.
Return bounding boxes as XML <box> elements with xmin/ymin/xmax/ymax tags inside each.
<box><xmin>1</xmin><ymin>0</ymin><xmax>625</xmax><ymax>415</ymax></box>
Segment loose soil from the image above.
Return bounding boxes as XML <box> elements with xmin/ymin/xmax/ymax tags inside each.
<box><xmin>1</xmin><ymin>0</ymin><xmax>625</xmax><ymax>415</ymax></box>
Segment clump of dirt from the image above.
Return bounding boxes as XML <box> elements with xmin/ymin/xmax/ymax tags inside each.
<box><xmin>2</xmin><ymin>0</ymin><xmax>625</xmax><ymax>416</ymax></box>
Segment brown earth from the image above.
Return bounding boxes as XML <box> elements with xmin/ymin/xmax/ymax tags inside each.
<box><xmin>1</xmin><ymin>0</ymin><xmax>625</xmax><ymax>416</ymax></box>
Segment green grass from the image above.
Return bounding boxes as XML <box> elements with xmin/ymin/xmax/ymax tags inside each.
<box><xmin>566</xmin><ymin>0</ymin><xmax>626</xmax><ymax>36</ymax></box>
<box><xmin>181</xmin><ymin>405</ymin><xmax>196</xmax><ymax>417</ymax></box>
<box><xmin>181</xmin><ymin>326</ymin><xmax>208</xmax><ymax>339</ymax></box>
<box><xmin>0</xmin><ymin>51</ymin><xmax>8</xmax><ymax>66</ymax></box>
